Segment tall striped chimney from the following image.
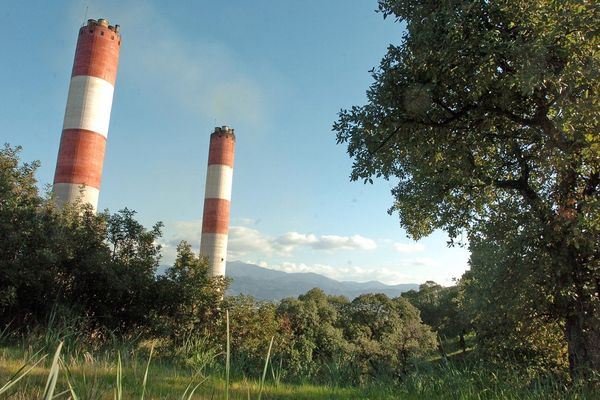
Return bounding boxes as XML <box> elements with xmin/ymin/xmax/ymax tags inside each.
<box><xmin>200</xmin><ymin>126</ymin><xmax>236</xmax><ymax>276</ymax></box>
<box><xmin>53</xmin><ymin>18</ymin><xmax>121</xmax><ymax>211</ymax></box>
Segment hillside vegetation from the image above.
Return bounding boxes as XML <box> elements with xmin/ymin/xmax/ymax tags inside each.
<box><xmin>2</xmin><ymin>143</ymin><xmax>598</xmax><ymax>397</ymax></box>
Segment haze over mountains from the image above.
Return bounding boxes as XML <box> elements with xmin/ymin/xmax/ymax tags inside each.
<box><xmin>225</xmin><ymin>261</ymin><xmax>418</xmax><ymax>301</ymax></box>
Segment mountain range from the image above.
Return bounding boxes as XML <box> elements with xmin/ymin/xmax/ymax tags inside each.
<box><xmin>225</xmin><ymin>261</ymin><xmax>418</xmax><ymax>301</ymax></box>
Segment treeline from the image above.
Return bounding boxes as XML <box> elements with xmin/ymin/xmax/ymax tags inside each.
<box><xmin>0</xmin><ymin>144</ymin><xmax>575</xmax><ymax>383</ymax></box>
<box><xmin>0</xmin><ymin>144</ymin><xmax>436</xmax><ymax>384</ymax></box>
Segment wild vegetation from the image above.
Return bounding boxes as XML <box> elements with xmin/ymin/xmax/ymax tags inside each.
<box><xmin>1</xmin><ymin>144</ymin><xmax>441</xmax><ymax>397</ymax></box>
<box><xmin>1</xmin><ymin>141</ymin><xmax>598</xmax><ymax>396</ymax></box>
<box><xmin>2</xmin><ymin>0</ymin><xmax>599</xmax><ymax>397</ymax></box>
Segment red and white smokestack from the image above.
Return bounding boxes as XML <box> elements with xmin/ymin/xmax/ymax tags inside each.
<box><xmin>53</xmin><ymin>18</ymin><xmax>121</xmax><ymax>211</ymax></box>
<box><xmin>200</xmin><ymin>126</ymin><xmax>236</xmax><ymax>277</ymax></box>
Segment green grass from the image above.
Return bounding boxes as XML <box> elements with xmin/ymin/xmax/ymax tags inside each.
<box><xmin>0</xmin><ymin>337</ymin><xmax>383</xmax><ymax>399</ymax></box>
<box><xmin>0</xmin><ymin>346</ymin><xmax>390</xmax><ymax>399</ymax></box>
<box><xmin>0</xmin><ymin>339</ymin><xmax>598</xmax><ymax>399</ymax></box>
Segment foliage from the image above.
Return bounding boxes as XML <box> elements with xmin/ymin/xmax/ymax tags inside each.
<box><xmin>0</xmin><ymin>144</ymin><xmax>59</xmax><ymax>322</ymax></box>
<box><xmin>334</xmin><ymin>0</ymin><xmax>600</xmax><ymax>374</ymax></box>
<box><xmin>275</xmin><ymin>289</ymin><xmax>436</xmax><ymax>384</ymax></box>
<box><xmin>160</xmin><ymin>241</ymin><xmax>227</xmax><ymax>341</ymax></box>
<box><xmin>342</xmin><ymin>294</ymin><xmax>437</xmax><ymax>383</ymax></box>
<box><xmin>402</xmin><ymin>281</ymin><xmax>467</xmax><ymax>341</ymax></box>
<box><xmin>462</xmin><ymin>220</ymin><xmax>569</xmax><ymax>373</ymax></box>
<box><xmin>223</xmin><ymin>295</ymin><xmax>286</xmax><ymax>374</ymax></box>
<box><xmin>173</xmin><ymin>333</ymin><xmax>220</xmax><ymax>375</ymax></box>
<box><xmin>0</xmin><ymin>144</ymin><xmax>221</xmax><ymax>336</ymax></box>
<box><xmin>277</xmin><ymin>289</ymin><xmax>352</xmax><ymax>381</ymax></box>
<box><xmin>3</xmin><ymin>140</ymin><xmax>587</xmax><ymax>389</ymax></box>
<box><xmin>64</xmin><ymin>207</ymin><xmax>164</xmax><ymax>332</ymax></box>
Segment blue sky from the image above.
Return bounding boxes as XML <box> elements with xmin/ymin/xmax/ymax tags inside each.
<box><xmin>1</xmin><ymin>1</ymin><xmax>469</xmax><ymax>285</ymax></box>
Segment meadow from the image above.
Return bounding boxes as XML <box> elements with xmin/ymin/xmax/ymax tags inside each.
<box><xmin>1</xmin><ymin>324</ymin><xmax>597</xmax><ymax>400</ymax></box>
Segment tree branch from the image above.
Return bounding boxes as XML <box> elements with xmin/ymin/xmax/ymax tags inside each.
<box><xmin>368</xmin><ymin>125</ymin><xmax>401</xmax><ymax>156</ymax></box>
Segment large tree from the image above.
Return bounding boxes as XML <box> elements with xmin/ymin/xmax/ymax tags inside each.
<box><xmin>334</xmin><ymin>0</ymin><xmax>599</xmax><ymax>374</ymax></box>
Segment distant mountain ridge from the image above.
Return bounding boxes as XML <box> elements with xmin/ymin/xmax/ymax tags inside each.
<box><xmin>225</xmin><ymin>261</ymin><xmax>418</xmax><ymax>301</ymax></box>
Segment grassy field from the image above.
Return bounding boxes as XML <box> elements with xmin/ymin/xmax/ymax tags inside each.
<box><xmin>0</xmin><ymin>343</ymin><xmax>392</xmax><ymax>399</ymax></box>
<box><xmin>1</xmin><ymin>340</ymin><xmax>598</xmax><ymax>400</ymax></box>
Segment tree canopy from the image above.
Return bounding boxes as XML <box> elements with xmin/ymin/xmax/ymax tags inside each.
<box><xmin>334</xmin><ymin>0</ymin><xmax>599</xmax><ymax>374</ymax></box>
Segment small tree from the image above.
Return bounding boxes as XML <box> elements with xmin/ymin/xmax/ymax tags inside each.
<box><xmin>0</xmin><ymin>144</ymin><xmax>49</xmax><ymax>323</ymax></box>
<box><xmin>462</xmin><ymin>214</ymin><xmax>568</xmax><ymax>373</ymax></box>
<box><xmin>403</xmin><ymin>281</ymin><xmax>468</xmax><ymax>341</ymax></box>
<box><xmin>342</xmin><ymin>294</ymin><xmax>436</xmax><ymax>382</ymax></box>
<box><xmin>163</xmin><ymin>241</ymin><xmax>227</xmax><ymax>340</ymax></box>
<box><xmin>276</xmin><ymin>288</ymin><xmax>351</xmax><ymax>381</ymax></box>
<box><xmin>222</xmin><ymin>295</ymin><xmax>287</xmax><ymax>374</ymax></box>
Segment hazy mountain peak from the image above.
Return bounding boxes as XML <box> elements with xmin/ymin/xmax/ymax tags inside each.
<box><xmin>226</xmin><ymin>261</ymin><xmax>418</xmax><ymax>301</ymax></box>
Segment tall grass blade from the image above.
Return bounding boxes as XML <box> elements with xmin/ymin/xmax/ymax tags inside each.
<box><xmin>270</xmin><ymin>358</ymin><xmax>283</xmax><ymax>387</ymax></box>
<box><xmin>0</xmin><ymin>320</ymin><xmax>12</xmax><ymax>343</ymax></box>
<box><xmin>140</xmin><ymin>343</ymin><xmax>154</xmax><ymax>400</ymax></box>
<box><xmin>0</xmin><ymin>353</ymin><xmax>47</xmax><ymax>395</ymax></box>
<box><xmin>60</xmin><ymin>359</ymin><xmax>79</xmax><ymax>400</ymax></box>
<box><xmin>181</xmin><ymin>382</ymin><xmax>192</xmax><ymax>399</ymax></box>
<box><xmin>52</xmin><ymin>389</ymin><xmax>71</xmax><ymax>398</ymax></box>
<box><xmin>42</xmin><ymin>341</ymin><xmax>63</xmax><ymax>400</ymax></box>
<box><xmin>225</xmin><ymin>310</ymin><xmax>230</xmax><ymax>400</ymax></box>
<box><xmin>180</xmin><ymin>377</ymin><xmax>207</xmax><ymax>400</ymax></box>
<box><xmin>114</xmin><ymin>351</ymin><xmax>123</xmax><ymax>400</ymax></box>
<box><xmin>258</xmin><ymin>336</ymin><xmax>274</xmax><ymax>400</ymax></box>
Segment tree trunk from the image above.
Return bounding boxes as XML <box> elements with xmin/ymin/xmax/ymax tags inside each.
<box><xmin>565</xmin><ymin>306</ymin><xmax>600</xmax><ymax>378</ymax></box>
<box><xmin>550</xmin><ymin>207</ymin><xmax>600</xmax><ymax>378</ymax></box>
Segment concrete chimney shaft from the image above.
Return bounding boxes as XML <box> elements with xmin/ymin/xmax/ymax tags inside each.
<box><xmin>200</xmin><ymin>126</ymin><xmax>236</xmax><ymax>276</ymax></box>
<box><xmin>53</xmin><ymin>18</ymin><xmax>121</xmax><ymax>211</ymax></box>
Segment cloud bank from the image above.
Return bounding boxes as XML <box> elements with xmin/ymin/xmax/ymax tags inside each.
<box><xmin>162</xmin><ymin>220</ymin><xmax>377</xmax><ymax>260</ymax></box>
<box><xmin>228</xmin><ymin>228</ymin><xmax>376</xmax><ymax>258</ymax></box>
<box><xmin>159</xmin><ymin>220</ymin><xmax>454</xmax><ymax>285</ymax></box>
<box><xmin>256</xmin><ymin>261</ymin><xmax>427</xmax><ymax>285</ymax></box>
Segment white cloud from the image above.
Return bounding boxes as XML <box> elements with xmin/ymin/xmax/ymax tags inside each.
<box><xmin>159</xmin><ymin>219</ymin><xmax>458</xmax><ymax>284</ymax></box>
<box><xmin>393</xmin><ymin>242</ymin><xmax>425</xmax><ymax>253</ymax></box>
<box><xmin>276</xmin><ymin>232</ymin><xmax>318</xmax><ymax>246</ymax></box>
<box><xmin>313</xmin><ymin>234</ymin><xmax>377</xmax><ymax>250</ymax></box>
<box><xmin>261</xmin><ymin>261</ymin><xmax>416</xmax><ymax>285</ymax></box>
<box><xmin>273</xmin><ymin>232</ymin><xmax>376</xmax><ymax>252</ymax></box>
<box><xmin>228</xmin><ymin>226</ymin><xmax>275</xmax><ymax>258</ymax></box>
<box><xmin>166</xmin><ymin>220</ymin><xmax>203</xmax><ymax>246</ymax></box>
<box><xmin>158</xmin><ymin>219</ymin><xmax>203</xmax><ymax>265</ymax></box>
<box><xmin>276</xmin><ymin>262</ymin><xmax>332</xmax><ymax>274</ymax></box>
<box><xmin>161</xmin><ymin>222</ymin><xmax>276</xmax><ymax>262</ymax></box>
<box><xmin>162</xmin><ymin>219</ymin><xmax>378</xmax><ymax>260</ymax></box>
<box><xmin>236</xmin><ymin>229</ymin><xmax>377</xmax><ymax>256</ymax></box>
<box><xmin>254</xmin><ymin>257</ymin><xmax>463</xmax><ymax>285</ymax></box>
